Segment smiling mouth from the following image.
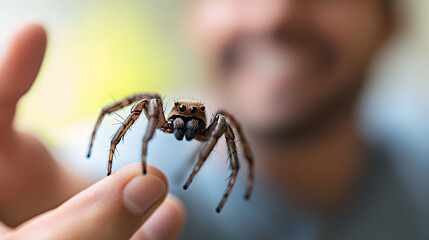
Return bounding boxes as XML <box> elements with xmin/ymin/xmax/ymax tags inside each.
<box><xmin>222</xmin><ymin>33</ymin><xmax>336</xmax><ymax>85</ymax></box>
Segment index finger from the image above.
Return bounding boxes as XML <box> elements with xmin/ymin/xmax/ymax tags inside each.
<box><xmin>0</xmin><ymin>24</ymin><xmax>47</xmax><ymax>131</ymax></box>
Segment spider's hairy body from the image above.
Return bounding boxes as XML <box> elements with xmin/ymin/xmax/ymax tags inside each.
<box><xmin>167</xmin><ymin>99</ymin><xmax>207</xmax><ymax>124</ymax></box>
<box><xmin>166</xmin><ymin>99</ymin><xmax>207</xmax><ymax>141</ymax></box>
<box><xmin>87</xmin><ymin>93</ymin><xmax>254</xmax><ymax>213</ymax></box>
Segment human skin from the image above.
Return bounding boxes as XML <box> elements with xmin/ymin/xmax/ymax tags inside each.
<box><xmin>189</xmin><ymin>0</ymin><xmax>395</xmax><ymax>214</ymax></box>
<box><xmin>0</xmin><ymin>0</ymin><xmax>395</xmax><ymax>235</ymax></box>
<box><xmin>0</xmin><ymin>25</ymin><xmax>185</xmax><ymax>239</ymax></box>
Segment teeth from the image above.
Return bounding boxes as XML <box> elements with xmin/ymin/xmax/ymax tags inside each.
<box><xmin>256</xmin><ymin>52</ymin><xmax>286</xmax><ymax>79</ymax></box>
<box><xmin>231</xmin><ymin>37</ymin><xmax>316</xmax><ymax>83</ymax></box>
<box><xmin>244</xmin><ymin>48</ymin><xmax>304</xmax><ymax>81</ymax></box>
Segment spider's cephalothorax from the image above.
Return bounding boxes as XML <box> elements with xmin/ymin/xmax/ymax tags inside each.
<box><xmin>87</xmin><ymin>93</ymin><xmax>254</xmax><ymax>213</ymax></box>
<box><xmin>167</xmin><ymin>99</ymin><xmax>206</xmax><ymax>141</ymax></box>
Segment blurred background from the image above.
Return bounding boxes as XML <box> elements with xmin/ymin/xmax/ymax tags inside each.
<box><xmin>0</xmin><ymin>0</ymin><xmax>192</xmax><ymax>178</ymax></box>
<box><xmin>0</xmin><ymin>0</ymin><xmax>428</xmax><ymax>178</ymax></box>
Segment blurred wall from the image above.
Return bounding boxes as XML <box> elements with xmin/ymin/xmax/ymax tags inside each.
<box><xmin>0</xmin><ymin>0</ymin><xmax>428</xmax><ymax>157</ymax></box>
<box><xmin>361</xmin><ymin>0</ymin><xmax>429</xmax><ymax>159</ymax></box>
<box><xmin>0</xmin><ymin>0</ymin><xmax>186</xmax><ymax>145</ymax></box>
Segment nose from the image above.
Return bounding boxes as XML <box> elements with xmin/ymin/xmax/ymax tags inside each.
<box><xmin>239</xmin><ymin>0</ymin><xmax>299</xmax><ymax>34</ymax></box>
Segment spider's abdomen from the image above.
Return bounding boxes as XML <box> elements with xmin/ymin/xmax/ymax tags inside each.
<box><xmin>173</xmin><ymin>117</ymin><xmax>204</xmax><ymax>141</ymax></box>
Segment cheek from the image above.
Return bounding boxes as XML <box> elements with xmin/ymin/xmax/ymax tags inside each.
<box><xmin>190</xmin><ymin>1</ymin><xmax>239</xmax><ymax>59</ymax></box>
<box><xmin>314</xmin><ymin>2</ymin><xmax>386</xmax><ymax>75</ymax></box>
<box><xmin>190</xmin><ymin>0</ymin><xmax>286</xmax><ymax>64</ymax></box>
<box><xmin>240</xmin><ymin>0</ymin><xmax>287</xmax><ymax>32</ymax></box>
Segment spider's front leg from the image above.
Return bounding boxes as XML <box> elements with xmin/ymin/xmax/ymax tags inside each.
<box><xmin>217</xmin><ymin>124</ymin><xmax>240</xmax><ymax>213</ymax></box>
<box><xmin>87</xmin><ymin>93</ymin><xmax>160</xmax><ymax>158</ymax></box>
<box><xmin>184</xmin><ymin>115</ymin><xmax>240</xmax><ymax>212</ymax></box>
<box><xmin>106</xmin><ymin>97</ymin><xmax>170</xmax><ymax>176</ymax></box>
<box><xmin>183</xmin><ymin>115</ymin><xmax>227</xmax><ymax>190</ymax></box>
<box><xmin>217</xmin><ymin>111</ymin><xmax>254</xmax><ymax>199</ymax></box>
<box><xmin>141</xmin><ymin>98</ymin><xmax>172</xmax><ymax>174</ymax></box>
<box><xmin>107</xmin><ymin>99</ymin><xmax>149</xmax><ymax>175</ymax></box>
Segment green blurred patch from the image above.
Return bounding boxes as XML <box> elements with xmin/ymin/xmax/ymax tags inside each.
<box><xmin>15</xmin><ymin>1</ymin><xmax>180</xmax><ymax>144</ymax></box>
<box><xmin>73</xmin><ymin>1</ymin><xmax>177</xmax><ymax>115</ymax></box>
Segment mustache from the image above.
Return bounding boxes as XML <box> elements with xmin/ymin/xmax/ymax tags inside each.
<box><xmin>221</xmin><ymin>27</ymin><xmax>337</xmax><ymax>73</ymax></box>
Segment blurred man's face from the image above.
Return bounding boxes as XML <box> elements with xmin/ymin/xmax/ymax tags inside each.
<box><xmin>190</xmin><ymin>0</ymin><xmax>392</xmax><ymax>138</ymax></box>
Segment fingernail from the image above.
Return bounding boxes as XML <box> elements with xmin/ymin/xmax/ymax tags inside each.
<box><xmin>123</xmin><ymin>175</ymin><xmax>166</xmax><ymax>215</ymax></box>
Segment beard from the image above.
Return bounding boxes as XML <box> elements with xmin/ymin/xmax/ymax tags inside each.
<box><xmin>217</xmin><ymin>28</ymin><xmax>371</xmax><ymax>143</ymax></box>
<box><xmin>247</xmin><ymin>72</ymin><xmax>367</xmax><ymax>143</ymax></box>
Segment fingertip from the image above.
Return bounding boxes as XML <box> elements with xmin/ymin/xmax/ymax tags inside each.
<box><xmin>19</xmin><ymin>24</ymin><xmax>47</xmax><ymax>45</ymax></box>
<box><xmin>118</xmin><ymin>164</ymin><xmax>169</xmax><ymax>216</ymax></box>
<box><xmin>143</xmin><ymin>165</ymin><xmax>169</xmax><ymax>190</ymax></box>
<box><xmin>12</xmin><ymin>24</ymin><xmax>47</xmax><ymax>66</ymax></box>
<box><xmin>0</xmin><ymin>23</ymin><xmax>47</xmax><ymax>102</ymax></box>
<box><xmin>109</xmin><ymin>164</ymin><xmax>169</xmax><ymax>191</ymax></box>
<box><xmin>10</xmin><ymin>163</ymin><xmax>171</xmax><ymax>240</ymax></box>
<box><xmin>123</xmin><ymin>175</ymin><xmax>167</xmax><ymax>216</ymax></box>
<box><xmin>138</xmin><ymin>195</ymin><xmax>187</xmax><ymax>240</ymax></box>
<box><xmin>166</xmin><ymin>195</ymin><xmax>187</xmax><ymax>226</ymax></box>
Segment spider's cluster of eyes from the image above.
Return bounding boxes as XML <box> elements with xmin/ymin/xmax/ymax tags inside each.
<box><xmin>174</xmin><ymin>102</ymin><xmax>205</xmax><ymax>115</ymax></box>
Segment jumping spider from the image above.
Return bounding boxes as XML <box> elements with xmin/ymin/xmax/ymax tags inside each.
<box><xmin>87</xmin><ymin>93</ymin><xmax>254</xmax><ymax>212</ymax></box>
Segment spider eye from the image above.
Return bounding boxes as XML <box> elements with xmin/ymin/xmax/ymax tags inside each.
<box><xmin>200</xmin><ymin>106</ymin><xmax>205</xmax><ymax>112</ymax></box>
<box><xmin>179</xmin><ymin>105</ymin><xmax>187</xmax><ymax>112</ymax></box>
<box><xmin>174</xmin><ymin>102</ymin><xmax>179</xmax><ymax>107</ymax></box>
<box><xmin>190</xmin><ymin>107</ymin><xmax>198</xmax><ymax>114</ymax></box>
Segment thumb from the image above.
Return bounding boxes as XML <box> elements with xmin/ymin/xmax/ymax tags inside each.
<box><xmin>7</xmin><ymin>164</ymin><xmax>170</xmax><ymax>240</ymax></box>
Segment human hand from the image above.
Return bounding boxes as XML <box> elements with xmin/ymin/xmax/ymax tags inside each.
<box><xmin>0</xmin><ymin>164</ymin><xmax>186</xmax><ymax>240</ymax></box>
<box><xmin>0</xmin><ymin>24</ymin><xmax>89</xmax><ymax>226</ymax></box>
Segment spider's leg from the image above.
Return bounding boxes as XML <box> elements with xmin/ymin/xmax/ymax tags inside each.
<box><xmin>107</xmin><ymin>99</ymin><xmax>149</xmax><ymax>175</ymax></box>
<box><xmin>183</xmin><ymin>115</ymin><xmax>226</xmax><ymax>190</ymax></box>
<box><xmin>216</xmin><ymin>123</ymin><xmax>240</xmax><ymax>213</ymax></box>
<box><xmin>141</xmin><ymin>98</ymin><xmax>169</xmax><ymax>174</ymax></box>
<box><xmin>87</xmin><ymin>93</ymin><xmax>160</xmax><ymax>158</ymax></box>
<box><xmin>175</xmin><ymin>142</ymin><xmax>205</xmax><ymax>183</ymax></box>
<box><xmin>189</xmin><ymin>142</ymin><xmax>205</xmax><ymax>165</ymax></box>
<box><xmin>217</xmin><ymin>111</ymin><xmax>254</xmax><ymax>199</ymax></box>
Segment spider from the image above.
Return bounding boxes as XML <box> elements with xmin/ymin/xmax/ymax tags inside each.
<box><xmin>86</xmin><ymin>93</ymin><xmax>254</xmax><ymax>212</ymax></box>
